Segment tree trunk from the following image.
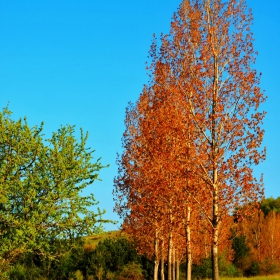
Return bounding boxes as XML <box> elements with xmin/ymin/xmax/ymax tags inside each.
<box><xmin>176</xmin><ymin>258</ymin><xmax>180</xmax><ymax>280</ymax></box>
<box><xmin>161</xmin><ymin>239</ymin><xmax>165</xmax><ymax>280</ymax></box>
<box><xmin>186</xmin><ymin>206</ymin><xmax>192</xmax><ymax>280</ymax></box>
<box><xmin>172</xmin><ymin>248</ymin><xmax>176</xmax><ymax>280</ymax></box>
<box><xmin>154</xmin><ymin>230</ymin><xmax>159</xmax><ymax>280</ymax></box>
<box><xmin>212</xmin><ymin>233</ymin><xmax>219</xmax><ymax>280</ymax></box>
<box><xmin>168</xmin><ymin>231</ymin><xmax>172</xmax><ymax>280</ymax></box>
<box><xmin>212</xmin><ymin>183</ymin><xmax>219</xmax><ymax>280</ymax></box>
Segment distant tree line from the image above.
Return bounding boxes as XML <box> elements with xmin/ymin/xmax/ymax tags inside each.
<box><xmin>5</xmin><ymin>197</ymin><xmax>280</xmax><ymax>279</ymax></box>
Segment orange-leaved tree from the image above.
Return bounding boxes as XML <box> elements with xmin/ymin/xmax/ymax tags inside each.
<box><xmin>143</xmin><ymin>0</ymin><xmax>266</xmax><ymax>279</ymax></box>
<box><xmin>114</xmin><ymin>72</ymin><xmax>199</xmax><ymax>280</ymax></box>
<box><xmin>115</xmin><ymin>0</ymin><xmax>265</xmax><ymax>279</ymax></box>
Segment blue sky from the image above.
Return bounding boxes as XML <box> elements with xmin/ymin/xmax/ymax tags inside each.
<box><xmin>0</xmin><ymin>1</ymin><xmax>279</xmax><ymax>231</ymax></box>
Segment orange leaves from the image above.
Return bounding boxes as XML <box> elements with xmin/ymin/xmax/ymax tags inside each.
<box><xmin>114</xmin><ymin>1</ymin><xmax>265</xmax><ymax>277</ymax></box>
<box><xmin>238</xmin><ymin>209</ymin><xmax>280</xmax><ymax>268</ymax></box>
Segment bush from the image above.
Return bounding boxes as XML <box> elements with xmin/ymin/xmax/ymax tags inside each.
<box><xmin>192</xmin><ymin>254</ymin><xmax>242</xmax><ymax>279</ymax></box>
<box><xmin>117</xmin><ymin>262</ymin><xmax>145</xmax><ymax>280</ymax></box>
<box><xmin>8</xmin><ymin>264</ymin><xmax>26</xmax><ymax>280</ymax></box>
<box><xmin>247</xmin><ymin>261</ymin><xmax>261</xmax><ymax>276</ymax></box>
<box><xmin>232</xmin><ymin>233</ymin><xmax>252</xmax><ymax>272</ymax></box>
<box><xmin>83</xmin><ymin>236</ymin><xmax>145</xmax><ymax>279</ymax></box>
<box><xmin>192</xmin><ymin>258</ymin><xmax>212</xmax><ymax>279</ymax></box>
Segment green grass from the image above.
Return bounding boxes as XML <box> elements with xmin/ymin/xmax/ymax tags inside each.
<box><xmin>219</xmin><ymin>275</ymin><xmax>280</xmax><ymax>280</ymax></box>
<box><xmin>198</xmin><ymin>274</ymin><xmax>280</xmax><ymax>280</ymax></box>
<box><xmin>83</xmin><ymin>230</ymin><xmax>123</xmax><ymax>249</ymax></box>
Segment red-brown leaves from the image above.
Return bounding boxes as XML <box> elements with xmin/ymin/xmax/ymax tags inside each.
<box><xmin>114</xmin><ymin>1</ymin><xmax>265</xmax><ymax>278</ymax></box>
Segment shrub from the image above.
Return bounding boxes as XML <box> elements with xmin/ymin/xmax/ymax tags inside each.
<box><xmin>247</xmin><ymin>261</ymin><xmax>261</xmax><ymax>276</ymax></box>
<box><xmin>8</xmin><ymin>264</ymin><xmax>26</xmax><ymax>280</ymax></box>
<box><xmin>192</xmin><ymin>258</ymin><xmax>212</xmax><ymax>279</ymax></box>
<box><xmin>117</xmin><ymin>262</ymin><xmax>145</xmax><ymax>280</ymax></box>
<box><xmin>192</xmin><ymin>254</ymin><xmax>242</xmax><ymax>279</ymax></box>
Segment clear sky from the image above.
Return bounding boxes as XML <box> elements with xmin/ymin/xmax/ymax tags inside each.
<box><xmin>0</xmin><ymin>1</ymin><xmax>279</xmax><ymax>231</ymax></box>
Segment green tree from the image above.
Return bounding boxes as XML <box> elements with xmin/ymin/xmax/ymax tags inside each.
<box><xmin>232</xmin><ymin>234</ymin><xmax>251</xmax><ymax>272</ymax></box>
<box><xmin>260</xmin><ymin>197</ymin><xmax>280</xmax><ymax>216</ymax></box>
<box><xmin>83</xmin><ymin>236</ymin><xmax>153</xmax><ymax>279</ymax></box>
<box><xmin>84</xmin><ymin>237</ymin><xmax>139</xmax><ymax>277</ymax></box>
<box><xmin>0</xmin><ymin>108</ymin><xmax>108</xmax><ymax>272</ymax></box>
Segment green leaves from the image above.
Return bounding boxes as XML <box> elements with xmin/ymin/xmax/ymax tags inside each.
<box><xmin>0</xmin><ymin>109</ymin><xmax>108</xmax><ymax>268</ymax></box>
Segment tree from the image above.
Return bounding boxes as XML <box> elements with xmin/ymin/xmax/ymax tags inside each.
<box><xmin>115</xmin><ymin>0</ymin><xmax>265</xmax><ymax>279</ymax></box>
<box><xmin>84</xmin><ymin>237</ymin><xmax>140</xmax><ymax>278</ymax></box>
<box><xmin>0</xmin><ymin>108</ymin><xmax>108</xmax><ymax>272</ymax></box>
<box><xmin>260</xmin><ymin>197</ymin><xmax>280</xmax><ymax>215</ymax></box>
<box><xmin>232</xmin><ymin>233</ymin><xmax>251</xmax><ymax>272</ymax></box>
<box><xmin>237</xmin><ymin>205</ymin><xmax>280</xmax><ymax>274</ymax></box>
<box><xmin>114</xmin><ymin>87</ymin><xmax>196</xmax><ymax>280</ymax></box>
<box><xmin>145</xmin><ymin>0</ymin><xmax>265</xmax><ymax>279</ymax></box>
<box><xmin>260</xmin><ymin>211</ymin><xmax>280</xmax><ymax>270</ymax></box>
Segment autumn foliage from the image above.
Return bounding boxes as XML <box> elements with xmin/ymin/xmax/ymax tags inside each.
<box><xmin>114</xmin><ymin>0</ymin><xmax>266</xmax><ymax>279</ymax></box>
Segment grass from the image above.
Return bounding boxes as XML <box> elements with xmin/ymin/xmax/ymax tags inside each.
<box><xmin>219</xmin><ymin>275</ymin><xmax>280</xmax><ymax>280</ymax></box>
<box><xmin>83</xmin><ymin>230</ymin><xmax>123</xmax><ymax>250</ymax></box>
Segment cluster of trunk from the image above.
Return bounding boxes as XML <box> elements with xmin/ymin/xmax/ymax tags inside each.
<box><xmin>153</xmin><ymin>230</ymin><xmax>188</xmax><ymax>280</ymax></box>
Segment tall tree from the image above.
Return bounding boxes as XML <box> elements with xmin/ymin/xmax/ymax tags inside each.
<box><xmin>115</xmin><ymin>0</ymin><xmax>265</xmax><ymax>279</ymax></box>
<box><xmin>114</xmin><ymin>82</ymin><xmax>195</xmax><ymax>280</ymax></box>
<box><xmin>0</xmin><ymin>108</ymin><xmax>108</xmax><ymax>272</ymax></box>
<box><xmin>146</xmin><ymin>0</ymin><xmax>266</xmax><ymax>278</ymax></box>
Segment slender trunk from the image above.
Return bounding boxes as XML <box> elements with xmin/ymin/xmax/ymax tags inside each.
<box><xmin>257</xmin><ymin>212</ymin><xmax>261</xmax><ymax>263</ymax></box>
<box><xmin>176</xmin><ymin>258</ymin><xmax>180</xmax><ymax>280</ymax></box>
<box><xmin>154</xmin><ymin>230</ymin><xmax>159</xmax><ymax>280</ymax></box>
<box><xmin>212</xmin><ymin>180</ymin><xmax>219</xmax><ymax>280</ymax></box>
<box><xmin>168</xmin><ymin>231</ymin><xmax>173</xmax><ymax>280</ymax></box>
<box><xmin>207</xmin><ymin>0</ymin><xmax>220</xmax><ymax>276</ymax></box>
<box><xmin>212</xmin><ymin>229</ymin><xmax>219</xmax><ymax>280</ymax></box>
<box><xmin>161</xmin><ymin>239</ymin><xmax>165</xmax><ymax>280</ymax></box>
<box><xmin>172</xmin><ymin>248</ymin><xmax>176</xmax><ymax>280</ymax></box>
<box><xmin>270</xmin><ymin>212</ymin><xmax>275</xmax><ymax>262</ymax></box>
<box><xmin>204</xmin><ymin>230</ymin><xmax>208</xmax><ymax>258</ymax></box>
<box><xmin>186</xmin><ymin>206</ymin><xmax>192</xmax><ymax>280</ymax></box>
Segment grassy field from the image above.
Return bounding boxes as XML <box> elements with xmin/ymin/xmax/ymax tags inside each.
<box><xmin>218</xmin><ymin>276</ymin><xmax>280</xmax><ymax>280</ymax></box>
<box><xmin>83</xmin><ymin>230</ymin><xmax>124</xmax><ymax>249</ymax></box>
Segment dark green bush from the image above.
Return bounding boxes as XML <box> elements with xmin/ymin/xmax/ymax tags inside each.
<box><xmin>192</xmin><ymin>258</ymin><xmax>212</xmax><ymax>279</ymax></box>
<box><xmin>247</xmin><ymin>261</ymin><xmax>261</xmax><ymax>276</ymax></box>
<box><xmin>82</xmin><ymin>236</ymin><xmax>153</xmax><ymax>279</ymax></box>
<box><xmin>192</xmin><ymin>254</ymin><xmax>242</xmax><ymax>279</ymax></box>
<box><xmin>8</xmin><ymin>265</ymin><xmax>26</xmax><ymax>280</ymax></box>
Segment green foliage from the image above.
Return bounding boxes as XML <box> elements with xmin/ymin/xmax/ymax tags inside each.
<box><xmin>11</xmin><ymin>239</ymin><xmax>86</xmax><ymax>280</ymax></box>
<box><xmin>83</xmin><ymin>236</ymin><xmax>141</xmax><ymax>278</ymax></box>
<box><xmin>260</xmin><ymin>197</ymin><xmax>280</xmax><ymax>216</ymax></box>
<box><xmin>78</xmin><ymin>235</ymin><xmax>153</xmax><ymax>279</ymax></box>
<box><xmin>192</xmin><ymin>254</ymin><xmax>242</xmax><ymax>279</ymax></box>
<box><xmin>5</xmin><ymin>233</ymin><xmax>154</xmax><ymax>279</ymax></box>
<box><xmin>8</xmin><ymin>264</ymin><xmax>26</xmax><ymax>280</ymax></box>
<box><xmin>218</xmin><ymin>254</ymin><xmax>242</xmax><ymax>277</ymax></box>
<box><xmin>84</xmin><ymin>231</ymin><xmax>125</xmax><ymax>251</ymax></box>
<box><xmin>248</xmin><ymin>261</ymin><xmax>261</xmax><ymax>276</ymax></box>
<box><xmin>192</xmin><ymin>257</ymin><xmax>212</xmax><ymax>279</ymax></box>
<box><xmin>232</xmin><ymin>233</ymin><xmax>251</xmax><ymax>272</ymax></box>
<box><xmin>138</xmin><ymin>254</ymin><xmax>154</xmax><ymax>279</ymax></box>
<box><xmin>75</xmin><ymin>270</ymin><xmax>84</xmax><ymax>280</ymax></box>
<box><xmin>0</xmin><ymin>108</ymin><xmax>108</xmax><ymax>270</ymax></box>
<box><xmin>117</xmin><ymin>262</ymin><xmax>145</xmax><ymax>280</ymax></box>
